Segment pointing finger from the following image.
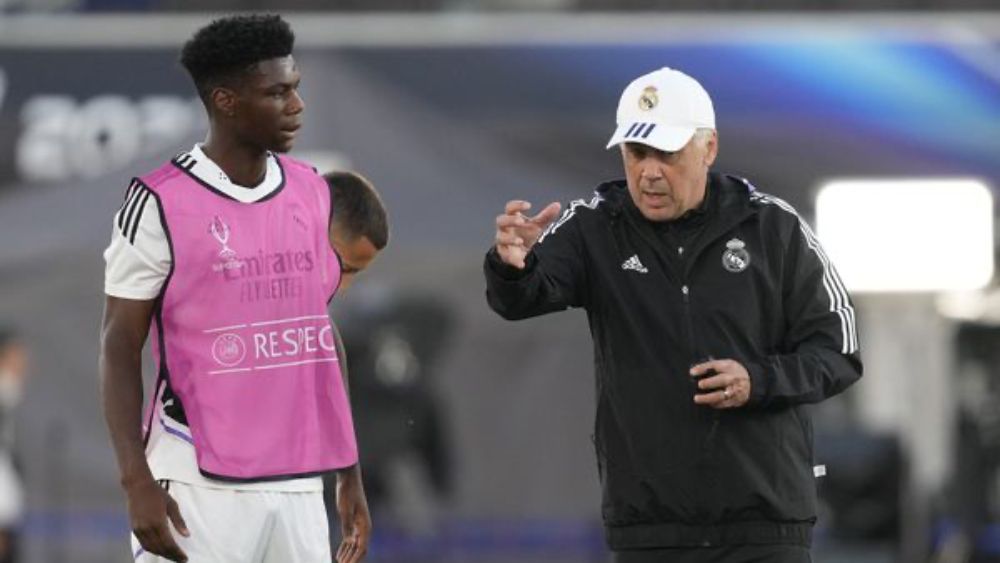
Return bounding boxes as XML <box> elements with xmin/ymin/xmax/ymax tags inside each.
<box><xmin>529</xmin><ymin>202</ymin><xmax>562</xmax><ymax>226</ymax></box>
<box><xmin>504</xmin><ymin>200</ymin><xmax>531</xmax><ymax>215</ymax></box>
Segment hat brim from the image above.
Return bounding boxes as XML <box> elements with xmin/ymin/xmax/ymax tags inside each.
<box><xmin>605</xmin><ymin>122</ymin><xmax>697</xmax><ymax>152</ymax></box>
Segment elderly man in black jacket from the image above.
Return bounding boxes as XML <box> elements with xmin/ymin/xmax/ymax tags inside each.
<box><xmin>483</xmin><ymin>67</ymin><xmax>862</xmax><ymax>563</ymax></box>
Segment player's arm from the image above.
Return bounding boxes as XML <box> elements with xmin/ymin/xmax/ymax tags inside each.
<box><xmin>329</xmin><ymin>321</ymin><xmax>371</xmax><ymax>563</ymax></box>
<box><xmin>101</xmin><ymin>182</ymin><xmax>187</xmax><ymax>561</ymax></box>
<box><xmin>743</xmin><ymin>219</ymin><xmax>863</xmax><ymax>408</ymax></box>
<box><xmin>484</xmin><ymin>199</ymin><xmax>586</xmax><ymax>320</ymax></box>
<box><xmin>100</xmin><ymin>296</ymin><xmax>155</xmax><ymax>491</ymax></box>
<box><xmin>100</xmin><ymin>297</ymin><xmax>189</xmax><ymax>562</ymax></box>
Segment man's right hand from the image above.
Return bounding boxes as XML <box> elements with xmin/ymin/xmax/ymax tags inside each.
<box><xmin>494</xmin><ymin>200</ymin><xmax>562</xmax><ymax>269</ymax></box>
<box><xmin>127</xmin><ymin>479</ymin><xmax>189</xmax><ymax>562</ymax></box>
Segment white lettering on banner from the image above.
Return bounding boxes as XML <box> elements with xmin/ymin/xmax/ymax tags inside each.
<box><xmin>282</xmin><ymin>329</ymin><xmax>300</xmax><ymax>356</ymax></box>
<box><xmin>207</xmin><ymin>318</ymin><xmax>338</xmax><ymax>374</ymax></box>
<box><xmin>254</xmin><ymin>325</ymin><xmax>337</xmax><ymax>359</ymax></box>
<box><xmin>320</xmin><ymin>324</ymin><xmax>335</xmax><ymax>350</ymax></box>
<box><xmin>15</xmin><ymin>94</ymin><xmax>205</xmax><ymax>183</ymax></box>
<box><xmin>254</xmin><ymin>333</ymin><xmax>268</xmax><ymax>360</ymax></box>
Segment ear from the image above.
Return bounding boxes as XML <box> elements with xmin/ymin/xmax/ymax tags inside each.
<box><xmin>328</xmin><ymin>222</ymin><xmax>344</xmax><ymax>246</ymax></box>
<box><xmin>210</xmin><ymin>86</ymin><xmax>238</xmax><ymax>118</ymax></box>
<box><xmin>704</xmin><ymin>130</ymin><xmax>719</xmax><ymax>166</ymax></box>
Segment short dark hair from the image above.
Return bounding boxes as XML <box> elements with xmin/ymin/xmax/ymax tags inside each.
<box><xmin>324</xmin><ymin>171</ymin><xmax>389</xmax><ymax>251</ymax></box>
<box><xmin>180</xmin><ymin>14</ymin><xmax>295</xmax><ymax>103</ymax></box>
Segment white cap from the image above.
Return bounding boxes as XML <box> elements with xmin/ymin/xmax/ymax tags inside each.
<box><xmin>605</xmin><ymin>67</ymin><xmax>715</xmax><ymax>152</ymax></box>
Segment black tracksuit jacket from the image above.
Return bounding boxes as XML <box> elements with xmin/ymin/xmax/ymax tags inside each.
<box><xmin>484</xmin><ymin>172</ymin><xmax>862</xmax><ymax>550</ymax></box>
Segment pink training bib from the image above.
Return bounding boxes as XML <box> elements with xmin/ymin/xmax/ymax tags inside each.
<box><xmin>140</xmin><ymin>154</ymin><xmax>358</xmax><ymax>481</ymax></box>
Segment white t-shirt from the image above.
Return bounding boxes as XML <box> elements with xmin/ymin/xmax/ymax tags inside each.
<box><xmin>104</xmin><ymin>144</ymin><xmax>322</xmax><ymax>492</ymax></box>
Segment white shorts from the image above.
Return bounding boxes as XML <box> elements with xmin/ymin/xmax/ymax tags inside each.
<box><xmin>0</xmin><ymin>452</ymin><xmax>22</xmax><ymax>526</ymax></box>
<box><xmin>131</xmin><ymin>481</ymin><xmax>330</xmax><ymax>563</ymax></box>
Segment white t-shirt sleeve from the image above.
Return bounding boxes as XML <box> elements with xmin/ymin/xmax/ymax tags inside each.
<box><xmin>103</xmin><ymin>182</ymin><xmax>172</xmax><ymax>300</ymax></box>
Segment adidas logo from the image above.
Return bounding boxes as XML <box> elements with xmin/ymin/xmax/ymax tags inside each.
<box><xmin>621</xmin><ymin>255</ymin><xmax>648</xmax><ymax>274</ymax></box>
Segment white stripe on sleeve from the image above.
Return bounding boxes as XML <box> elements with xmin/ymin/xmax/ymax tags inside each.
<box><xmin>104</xmin><ymin>191</ymin><xmax>171</xmax><ymax>300</ymax></box>
<box><xmin>753</xmin><ymin>193</ymin><xmax>858</xmax><ymax>354</ymax></box>
<box><xmin>538</xmin><ymin>192</ymin><xmax>604</xmax><ymax>244</ymax></box>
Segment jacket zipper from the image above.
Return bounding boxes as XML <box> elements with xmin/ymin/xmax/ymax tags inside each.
<box><xmin>682</xmin><ymin>266</ymin><xmax>722</xmax><ymax>532</ymax></box>
<box><xmin>613</xmin><ymin>181</ymin><xmax>758</xmax><ymax>535</ymax></box>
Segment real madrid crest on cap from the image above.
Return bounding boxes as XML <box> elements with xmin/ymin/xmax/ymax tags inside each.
<box><xmin>722</xmin><ymin>238</ymin><xmax>750</xmax><ymax>273</ymax></box>
<box><xmin>638</xmin><ymin>86</ymin><xmax>658</xmax><ymax>111</ymax></box>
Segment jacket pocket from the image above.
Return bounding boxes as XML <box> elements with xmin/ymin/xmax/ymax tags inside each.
<box><xmin>711</xmin><ymin>407</ymin><xmax>817</xmax><ymax>522</ymax></box>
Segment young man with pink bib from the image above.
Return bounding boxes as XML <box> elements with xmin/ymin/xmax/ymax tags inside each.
<box><xmin>99</xmin><ymin>15</ymin><xmax>383</xmax><ymax>563</ymax></box>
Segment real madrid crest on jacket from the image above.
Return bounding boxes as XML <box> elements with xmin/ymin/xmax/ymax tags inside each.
<box><xmin>485</xmin><ymin>171</ymin><xmax>861</xmax><ymax>549</ymax></box>
<box><xmin>722</xmin><ymin>238</ymin><xmax>749</xmax><ymax>273</ymax></box>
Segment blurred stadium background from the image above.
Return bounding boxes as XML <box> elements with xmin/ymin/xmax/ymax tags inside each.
<box><xmin>1</xmin><ymin>1</ymin><xmax>999</xmax><ymax>562</ymax></box>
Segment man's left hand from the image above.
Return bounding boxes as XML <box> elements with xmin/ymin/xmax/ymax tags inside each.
<box><xmin>691</xmin><ymin>359</ymin><xmax>752</xmax><ymax>409</ymax></box>
<box><xmin>335</xmin><ymin>466</ymin><xmax>372</xmax><ymax>563</ymax></box>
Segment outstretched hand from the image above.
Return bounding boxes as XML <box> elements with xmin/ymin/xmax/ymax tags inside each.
<box><xmin>494</xmin><ymin>200</ymin><xmax>562</xmax><ymax>269</ymax></box>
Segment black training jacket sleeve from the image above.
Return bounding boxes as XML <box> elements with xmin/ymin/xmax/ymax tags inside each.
<box><xmin>746</xmin><ymin>218</ymin><xmax>863</xmax><ymax>408</ymax></box>
<box><xmin>484</xmin><ymin>208</ymin><xmax>587</xmax><ymax>321</ymax></box>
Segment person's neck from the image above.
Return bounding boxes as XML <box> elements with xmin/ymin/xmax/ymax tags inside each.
<box><xmin>688</xmin><ymin>182</ymin><xmax>708</xmax><ymax>211</ymax></box>
<box><xmin>678</xmin><ymin>177</ymin><xmax>710</xmax><ymax>218</ymax></box>
<box><xmin>201</xmin><ymin>131</ymin><xmax>269</xmax><ymax>188</ymax></box>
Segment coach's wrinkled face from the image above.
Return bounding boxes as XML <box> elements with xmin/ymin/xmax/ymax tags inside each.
<box><xmin>621</xmin><ymin>130</ymin><xmax>717</xmax><ymax>222</ymax></box>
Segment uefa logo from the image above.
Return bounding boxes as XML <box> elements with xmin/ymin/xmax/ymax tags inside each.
<box><xmin>211</xmin><ymin>333</ymin><xmax>246</xmax><ymax>367</ymax></box>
